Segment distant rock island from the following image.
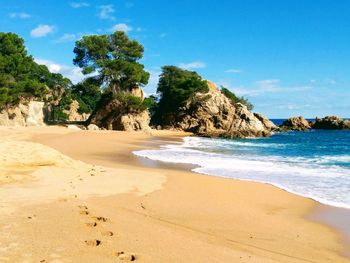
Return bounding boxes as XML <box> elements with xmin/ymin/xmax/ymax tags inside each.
<box><xmin>280</xmin><ymin>116</ymin><xmax>350</xmax><ymax>131</ymax></box>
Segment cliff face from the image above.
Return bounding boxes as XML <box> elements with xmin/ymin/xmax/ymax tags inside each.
<box><xmin>0</xmin><ymin>101</ymin><xmax>45</xmax><ymax>127</ymax></box>
<box><xmin>175</xmin><ymin>87</ymin><xmax>276</xmax><ymax>138</ymax></box>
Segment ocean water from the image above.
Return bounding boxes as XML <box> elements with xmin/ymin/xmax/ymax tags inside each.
<box><xmin>134</xmin><ymin>130</ymin><xmax>350</xmax><ymax>209</ymax></box>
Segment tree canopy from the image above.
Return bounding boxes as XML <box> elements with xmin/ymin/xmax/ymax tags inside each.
<box><xmin>152</xmin><ymin>66</ymin><xmax>209</xmax><ymax>125</ymax></box>
<box><xmin>73</xmin><ymin>31</ymin><xmax>149</xmax><ymax>93</ymax></box>
<box><xmin>0</xmin><ymin>32</ymin><xmax>71</xmax><ymax>109</ymax></box>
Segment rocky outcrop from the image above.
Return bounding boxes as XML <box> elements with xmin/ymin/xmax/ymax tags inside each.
<box><xmin>118</xmin><ymin>111</ymin><xmax>150</xmax><ymax>131</ymax></box>
<box><xmin>88</xmin><ymin>87</ymin><xmax>150</xmax><ymax>131</ymax></box>
<box><xmin>176</xmin><ymin>89</ymin><xmax>276</xmax><ymax>138</ymax></box>
<box><xmin>280</xmin><ymin>116</ymin><xmax>311</xmax><ymax>131</ymax></box>
<box><xmin>312</xmin><ymin>116</ymin><xmax>350</xmax><ymax>130</ymax></box>
<box><xmin>0</xmin><ymin>101</ymin><xmax>45</xmax><ymax>126</ymax></box>
<box><xmin>63</xmin><ymin>100</ymin><xmax>90</xmax><ymax>122</ymax></box>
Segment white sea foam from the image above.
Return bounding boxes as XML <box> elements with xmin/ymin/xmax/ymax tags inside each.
<box><xmin>133</xmin><ymin>136</ymin><xmax>350</xmax><ymax>209</ymax></box>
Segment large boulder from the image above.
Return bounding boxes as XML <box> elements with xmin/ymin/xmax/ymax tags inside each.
<box><xmin>88</xmin><ymin>88</ymin><xmax>150</xmax><ymax>132</ymax></box>
<box><xmin>176</xmin><ymin>89</ymin><xmax>276</xmax><ymax>138</ymax></box>
<box><xmin>312</xmin><ymin>116</ymin><xmax>350</xmax><ymax>130</ymax></box>
<box><xmin>0</xmin><ymin>101</ymin><xmax>45</xmax><ymax>126</ymax></box>
<box><xmin>280</xmin><ymin>116</ymin><xmax>311</xmax><ymax>131</ymax></box>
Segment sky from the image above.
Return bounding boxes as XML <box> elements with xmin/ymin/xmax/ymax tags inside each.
<box><xmin>1</xmin><ymin>0</ymin><xmax>349</xmax><ymax>118</ymax></box>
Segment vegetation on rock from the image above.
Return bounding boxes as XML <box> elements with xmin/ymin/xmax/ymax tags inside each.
<box><xmin>152</xmin><ymin>66</ymin><xmax>209</xmax><ymax>126</ymax></box>
<box><xmin>220</xmin><ymin>86</ymin><xmax>253</xmax><ymax>111</ymax></box>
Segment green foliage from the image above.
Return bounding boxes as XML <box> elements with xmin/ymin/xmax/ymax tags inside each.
<box><xmin>73</xmin><ymin>31</ymin><xmax>149</xmax><ymax>93</ymax></box>
<box><xmin>0</xmin><ymin>32</ymin><xmax>71</xmax><ymax>109</ymax></box>
<box><xmin>152</xmin><ymin>66</ymin><xmax>209</xmax><ymax>125</ymax></box>
<box><xmin>113</xmin><ymin>92</ymin><xmax>152</xmax><ymax>113</ymax></box>
<box><xmin>71</xmin><ymin>78</ymin><xmax>101</xmax><ymax>114</ymax></box>
<box><xmin>220</xmin><ymin>86</ymin><xmax>253</xmax><ymax>111</ymax></box>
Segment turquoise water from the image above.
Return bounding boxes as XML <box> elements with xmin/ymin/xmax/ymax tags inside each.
<box><xmin>134</xmin><ymin>130</ymin><xmax>350</xmax><ymax>209</ymax></box>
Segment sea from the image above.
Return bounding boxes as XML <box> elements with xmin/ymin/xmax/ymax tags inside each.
<box><xmin>134</xmin><ymin>119</ymin><xmax>350</xmax><ymax>209</ymax></box>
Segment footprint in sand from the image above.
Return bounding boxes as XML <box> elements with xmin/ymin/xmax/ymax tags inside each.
<box><xmin>92</xmin><ymin>216</ymin><xmax>108</xmax><ymax>222</ymax></box>
<box><xmin>85</xmin><ymin>222</ymin><xmax>98</xmax><ymax>227</ymax></box>
<box><xmin>85</xmin><ymin>239</ymin><xmax>102</xmax><ymax>247</ymax></box>
<box><xmin>101</xmin><ymin>230</ymin><xmax>114</xmax><ymax>236</ymax></box>
<box><xmin>115</xmin><ymin>251</ymin><xmax>136</xmax><ymax>261</ymax></box>
<box><xmin>79</xmin><ymin>210</ymin><xmax>89</xmax><ymax>215</ymax></box>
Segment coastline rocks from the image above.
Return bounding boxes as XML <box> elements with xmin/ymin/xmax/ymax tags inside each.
<box><xmin>0</xmin><ymin>101</ymin><xmax>45</xmax><ymax>126</ymax></box>
<box><xmin>118</xmin><ymin>111</ymin><xmax>150</xmax><ymax>131</ymax></box>
<box><xmin>87</xmin><ymin>124</ymin><xmax>100</xmax><ymax>130</ymax></box>
<box><xmin>88</xmin><ymin>88</ymin><xmax>151</xmax><ymax>132</ymax></box>
<box><xmin>280</xmin><ymin>116</ymin><xmax>311</xmax><ymax>131</ymax></box>
<box><xmin>312</xmin><ymin>116</ymin><xmax>350</xmax><ymax>130</ymax></box>
<box><xmin>63</xmin><ymin>100</ymin><xmax>90</xmax><ymax>122</ymax></box>
<box><xmin>176</xmin><ymin>88</ymin><xmax>276</xmax><ymax>138</ymax></box>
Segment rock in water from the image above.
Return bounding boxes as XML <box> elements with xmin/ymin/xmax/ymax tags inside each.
<box><xmin>281</xmin><ymin>116</ymin><xmax>311</xmax><ymax>131</ymax></box>
<box><xmin>312</xmin><ymin>116</ymin><xmax>350</xmax><ymax>130</ymax></box>
<box><xmin>177</xmin><ymin>89</ymin><xmax>276</xmax><ymax>138</ymax></box>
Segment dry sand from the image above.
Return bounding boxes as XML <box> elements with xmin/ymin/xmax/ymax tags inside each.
<box><xmin>0</xmin><ymin>126</ymin><xmax>348</xmax><ymax>262</ymax></box>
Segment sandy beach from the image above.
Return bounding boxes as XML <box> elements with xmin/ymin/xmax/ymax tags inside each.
<box><xmin>0</xmin><ymin>126</ymin><xmax>348</xmax><ymax>263</ymax></box>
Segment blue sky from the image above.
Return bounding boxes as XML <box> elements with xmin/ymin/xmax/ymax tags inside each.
<box><xmin>1</xmin><ymin>0</ymin><xmax>349</xmax><ymax>118</ymax></box>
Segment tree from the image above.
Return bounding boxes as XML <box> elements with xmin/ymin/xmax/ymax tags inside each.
<box><xmin>220</xmin><ymin>86</ymin><xmax>253</xmax><ymax>111</ymax></box>
<box><xmin>0</xmin><ymin>32</ymin><xmax>71</xmax><ymax>109</ymax></box>
<box><xmin>152</xmin><ymin>66</ymin><xmax>209</xmax><ymax>125</ymax></box>
<box><xmin>73</xmin><ymin>31</ymin><xmax>149</xmax><ymax>94</ymax></box>
<box><xmin>70</xmin><ymin>78</ymin><xmax>101</xmax><ymax>114</ymax></box>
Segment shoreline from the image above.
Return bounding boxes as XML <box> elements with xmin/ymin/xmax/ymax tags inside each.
<box><xmin>137</xmin><ymin>135</ymin><xmax>350</xmax><ymax>258</ymax></box>
<box><xmin>0</xmin><ymin>126</ymin><xmax>348</xmax><ymax>262</ymax></box>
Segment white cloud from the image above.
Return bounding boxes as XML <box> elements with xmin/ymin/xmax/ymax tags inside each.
<box><xmin>159</xmin><ymin>33</ymin><xmax>167</xmax><ymax>38</ymax></box>
<box><xmin>35</xmin><ymin>58</ymin><xmax>84</xmax><ymax>84</ymax></box>
<box><xmin>55</xmin><ymin>33</ymin><xmax>79</xmax><ymax>43</ymax></box>
<box><xmin>136</xmin><ymin>27</ymin><xmax>142</xmax><ymax>32</ymax></box>
<box><xmin>225</xmin><ymin>69</ymin><xmax>242</xmax><ymax>74</ymax></box>
<box><xmin>98</xmin><ymin>5</ymin><xmax>115</xmax><ymax>20</ymax></box>
<box><xmin>110</xmin><ymin>23</ymin><xmax>132</xmax><ymax>33</ymax></box>
<box><xmin>9</xmin><ymin>12</ymin><xmax>31</xmax><ymax>19</ymax></box>
<box><xmin>178</xmin><ymin>61</ymin><xmax>206</xmax><ymax>70</ymax></box>
<box><xmin>30</xmin><ymin>24</ymin><xmax>55</xmax><ymax>38</ymax></box>
<box><xmin>70</xmin><ymin>2</ymin><xmax>90</xmax><ymax>8</ymax></box>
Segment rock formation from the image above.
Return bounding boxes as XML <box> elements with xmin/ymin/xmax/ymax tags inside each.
<box><xmin>175</xmin><ymin>87</ymin><xmax>276</xmax><ymax>138</ymax></box>
<box><xmin>63</xmin><ymin>100</ymin><xmax>90</xmax><ymax>122</ymax></box>
<box><xmin>88</xmin><ymin>87</ymin><xmax>150</xmax><ymax>131</ymax></box>
<box><xmin>0</xmin><ymin>101</ymin><xmax>45</xmax><ymax>126</ymax></box>
<box><xmin>312</xmin><ymin>116</ymin><xmax>350</xmax><ymax>130</ymax></box>
<box><xmin>280</xmin><ymin>116</ymin><xmax>311</xmax><ymax>131</ymax></box>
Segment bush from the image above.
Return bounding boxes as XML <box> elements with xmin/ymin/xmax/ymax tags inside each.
<box><xmin>221</xmin><ymin>86</ymin><xmax>253</xmax><ymax>111</ymax></box>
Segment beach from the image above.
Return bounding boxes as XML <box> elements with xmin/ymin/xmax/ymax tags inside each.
<box><xmin>0</xmin><ymin>126</ymin><xmax>348</xmax><ymax>262</ymax></box>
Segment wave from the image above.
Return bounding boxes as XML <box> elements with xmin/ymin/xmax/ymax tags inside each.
<box><xmin>133</xmin><ymin>136</ymin><xmax>350</xmax><ymax>209</ymax></box>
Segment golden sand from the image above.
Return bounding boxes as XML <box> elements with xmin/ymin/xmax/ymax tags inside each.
<box><xmin>0</xmin><ymin>126</ymin><xmax>348</xmax><ymax>262</ymax></box>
